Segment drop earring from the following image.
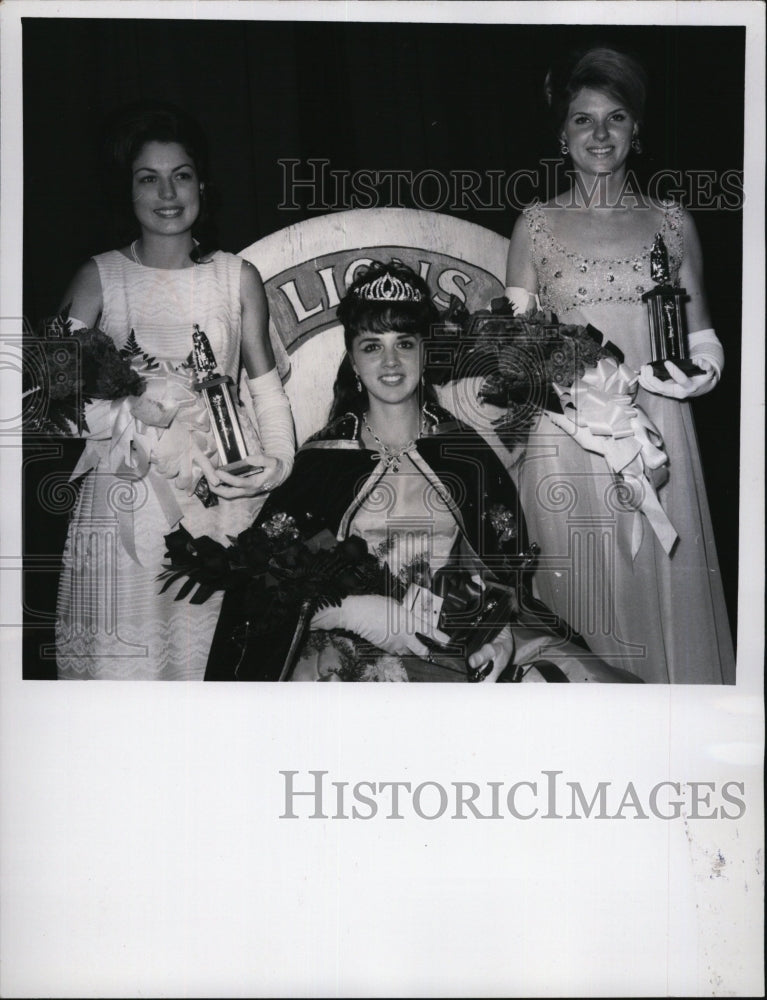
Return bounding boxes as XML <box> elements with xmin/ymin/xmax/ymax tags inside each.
<box><xmin>559</xmin><ymin>138</ymin><xmax>569</xmax><ymax>156</ymax></box>
<box><xmin>355</xmin><ymin>373</ymin><xmax>362</xmax><ymax>393</ymax></box>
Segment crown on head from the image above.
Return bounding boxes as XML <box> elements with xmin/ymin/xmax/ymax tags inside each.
<box><xmin>353</xmin><ymin>272</ymin><xmax>424</xmax><ymax>303</ymax></box>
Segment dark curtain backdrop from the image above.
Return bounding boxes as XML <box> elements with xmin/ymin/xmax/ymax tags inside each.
<box><xmin>21</xmin><ymin>18</ymin><xmax>745</xmax><ymax>677</ymax></box>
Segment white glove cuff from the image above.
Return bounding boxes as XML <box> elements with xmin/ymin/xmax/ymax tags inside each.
<box><xmin>504</xmin><ymin>286</ymin><xmax>540</xmax><ymax>315</ymax></box>
<box><xmin>687</xmin><ymin>328</ymin><xmax>724</xmax><ymax>379</ymax></box>
<box><xmin>246</xmin><ymin>368</ymin><xmax>295</xmax><ymax>487</ymax></box>
<box><xmin>311</xmin><ymin>603</ymin><xmax>342</xmax><ymax>631</ymax></box>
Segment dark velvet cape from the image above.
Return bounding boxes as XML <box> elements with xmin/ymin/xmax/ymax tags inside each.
<box><xmin>205</xmin><ymin>404</ymin><xmax>558</xmax><ymax>681</ymax></box>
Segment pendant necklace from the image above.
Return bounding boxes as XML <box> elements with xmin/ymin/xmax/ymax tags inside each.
<box><xmin>363</xmin><ymin>412</ymin><xmax>426</xmax><ymax>472</ymax></box>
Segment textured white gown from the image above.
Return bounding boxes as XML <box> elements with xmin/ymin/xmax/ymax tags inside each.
<box><xmin>56</xmin><ymin>251</ymin><xmax>263</xmax><ymax>679</ymax></box>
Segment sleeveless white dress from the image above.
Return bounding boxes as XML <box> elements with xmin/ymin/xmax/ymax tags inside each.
<box><xmin>56</xmin><ymin>251</ymin><xmax>264</xmax><ymax>679</ymax></box>
<box><xmin>518</xmin><ymin>202</ymin><xmax>735</xmax><ymax>684</ymax></box>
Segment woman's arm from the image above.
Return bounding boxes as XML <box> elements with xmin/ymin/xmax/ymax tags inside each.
<box><xmin>206</xmin><ymin>260</ymin><xmax>295</xmax><ymax>499</ymax></box>
<box><xmin>505</xmin><ymin>213</ymin><xmax>540</xmax><ymax>313</ymax></box>
<box><xmin>678</xmin><ymin>208</ymin><xmax>713</xmax><ymax>332</ymax></box>
<box><xmin>239</xmin><ymin>260</ymin><xmax>276</xmax><ymax>377</ymax></box>
<box><xmin>59</xmin><ymin>259</ymin><xmax>103</xmax><ymax>326</ymax></box>
<box><xmin>638</xmin><ymin>208</ymin><xmax>723</xmax><ymax>399</ymax></box>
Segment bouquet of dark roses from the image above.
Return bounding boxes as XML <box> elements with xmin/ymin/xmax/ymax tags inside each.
<box><xmin>161</xmin><ymin>507</ymin><xmax>529</xmax><ymax>682</ymax></box>
<box><xmin>161</xmin><ymin>512</ymin><xmax>390</xmax><ymax>612</ymax></box>
<box><xmin>436</xmin><ymin>295</ymin><xmax>623</xmax><ymax>439</ymax></box>
<box><xmin>433</xmin><ymin>296</ymin><xmax>678</xmax><ymax>557</ymax></box>
<box><xmin>161</xmin><ymin>512</ymin><xmax>397</xmax><ymax>679</ymax></box>
<box><xmin>22</xmin><ymin>306</ymin><xmax>148</xmax><ymax>435</ymax></box>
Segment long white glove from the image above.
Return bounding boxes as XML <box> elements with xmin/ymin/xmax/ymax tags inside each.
<box><xmin>639</xmin><ymin>327</ymin><xmax>723</xmax><ymax>399</ymax></box>
<box><xmin>687</xmin><ymin>327</ymin><xmax>724</xmax><ymax>378</ymax></box>
<box><xmin>246</xmin><ymin>368</ymin><xmax>295</xmax><ymax>488</ymax></box>
<box><xmin>311</xmin><ymin>595</ymin><xmax>450</xmax><ymax>659</ymax></box>
<box><xmin>207</xmin><ymin>368</ymin><xmax>296</xmax><ymax>499</ymax></box>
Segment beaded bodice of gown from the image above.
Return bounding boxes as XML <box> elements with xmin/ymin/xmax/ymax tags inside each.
<box><xmin>523</xmin><ymin>200</ymin><xmax>684</xmax><ymax>366</ymax></box>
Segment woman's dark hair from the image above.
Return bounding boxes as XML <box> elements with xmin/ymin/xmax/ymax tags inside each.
<box><xmin>103</xmin><ymin>101</ymin><xmax>217</xmax><ymax>260</ymax></box>
<box><xmin>329</xmin><ymin>260</ymin><xmax>441</xmax><ymax>421</ymax></box>
<box><xmin>545</xmin><ymin>46</ymin><xmax>648</xmax><ymax>137</ymax></box>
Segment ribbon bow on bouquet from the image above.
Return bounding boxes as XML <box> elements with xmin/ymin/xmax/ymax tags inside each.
<box><xmin>548</xmin><ymin>357</ymin><xmax>678</xmax><ymax>559</ymax></box>
<box><xmin>70</xmin><ymin>359</ymin><xmax>213</xmax><ymax>565</ymax></box>
<box><xmin>146</xmin><ymin>362</ymin><xmax>218</xmax><ymax>493</ymax></box>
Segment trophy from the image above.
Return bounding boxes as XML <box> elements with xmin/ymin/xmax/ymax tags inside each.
<box><xmin>191</xmin><ymin>325</ymin><xmax>261</xmax><ymax>506</ymax></box>
<box><xmin>641</xmin><ymin>234</ymin><xmax>703</xmax><ymax>380</ymax></box>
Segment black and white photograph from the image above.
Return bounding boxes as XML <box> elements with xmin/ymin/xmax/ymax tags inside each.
<box><xmin>1</xmin><ymin>1</ymin><xmax>764</xmax><ymax>996</ymax></box>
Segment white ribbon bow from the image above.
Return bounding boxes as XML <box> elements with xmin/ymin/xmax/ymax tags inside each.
<box><xmin>551</xmin><ymin>358</ymin><xmax>678</xmax><ymax>559</ymax></box>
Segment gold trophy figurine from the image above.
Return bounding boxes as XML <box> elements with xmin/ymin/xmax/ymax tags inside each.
<box><xmin>191</xmin><ymin>325</ymin><xmax>261</xmax><ymax>507</ymax></box>
<box><xmin>641</xmin><ymin>234</ymin><xmax>704</xmax><ymax>380</ymax></box>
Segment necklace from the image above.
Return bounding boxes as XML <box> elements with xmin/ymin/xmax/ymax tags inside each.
<box><xmin>363</xmin><ymin>412</ymin><xmax>426</xmax><ymax>472</ymax></box>
<box><xmin>129</xmin><ymin>239</ymin><xmax>199</xmax><ymax>268</ymax></box>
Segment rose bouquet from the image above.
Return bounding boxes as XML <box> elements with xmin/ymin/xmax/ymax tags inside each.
<box><xmin>161</xmin><ymin>513</ymin><xmax>397</xmax><ymax>680</ymax></box>
<box><xmin>437</xmin><ymin>295</ymin><xmax>623</xmax><ymax>439</ymax></box>
<box><xmin>22</xmin><ymin>308</ymin><xmax>148</xmax><ymax>435</ymax></box>
<box><xmin>434</xmin><ymin>296</ymin><xmax>678</xmax><ymax>557</ymax></box>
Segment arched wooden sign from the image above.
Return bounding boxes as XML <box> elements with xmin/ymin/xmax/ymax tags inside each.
<box><xmin>239</xmin><ymin>208</ymin><xmax>508</xmax><ymax>444</ymax></box>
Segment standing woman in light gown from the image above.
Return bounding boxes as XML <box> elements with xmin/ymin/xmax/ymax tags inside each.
<box><xmin>55</xmin><ymin>103</ymin><xmax>295</xmax><ymax>679</ymax></box>
<box><xmin>505</xmin><ymin>47</ymin><xmax>735</xmax><ymax>683</ymax></box>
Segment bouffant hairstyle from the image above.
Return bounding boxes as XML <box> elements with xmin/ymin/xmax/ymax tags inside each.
<box><xmin>545</xmin><ymin>46</ymin><xmax>648</xmax><ymax>136</ymax></box>
<box><xmin>103</xmin><ymin>101</ymin><xmax>216</xmax><ymax>259</ymax></box>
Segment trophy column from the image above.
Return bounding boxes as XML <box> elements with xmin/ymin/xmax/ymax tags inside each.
<box><xmin>642</xmin><ymin>233</ymin><xmax>703</xmax><ymax>380</ymax></box>
<box><xmin>191</xmin><ymin>325</ymin><xmax>260</xmax><ymax>507</ymax></box>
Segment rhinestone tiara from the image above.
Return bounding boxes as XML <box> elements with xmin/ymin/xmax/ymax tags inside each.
<box><xmin>353</xmin><ymin>273</ymin><xmax>424</xmax><ymax>302</ymax></box>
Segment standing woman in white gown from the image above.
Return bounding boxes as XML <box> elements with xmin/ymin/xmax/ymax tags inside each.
<box><xmin>505</xmin><ymin>47</ymin><xmax>735</xmax><ymax>683</ymax></box>
<box><xmin>55</xmin><ymin>103</ymin><xmax>295</xmax><ymax>679</ymax></box>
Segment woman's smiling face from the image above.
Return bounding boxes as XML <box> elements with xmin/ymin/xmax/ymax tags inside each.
<box><xmin>350</xmin><ymin>329</ymin><xmax>424</xmax><ymax>409</ymax></box>
<box><xmin>131</xmin><ymin>140</ymin><xmax>201</xmax><ymax>238</ymax></box>
<box><xmin>563</xmin><ymin>87</ymin><xmax>637</xmax><ymax>177</ymax></box>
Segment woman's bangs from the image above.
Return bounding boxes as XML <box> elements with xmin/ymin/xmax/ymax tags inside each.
<box><xmin>354</xmin><ymin>303</ymin><xmax>425</xmax><ymax>337</ymax></box>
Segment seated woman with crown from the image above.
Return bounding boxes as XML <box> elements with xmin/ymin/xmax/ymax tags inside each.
<box><xmin>202</xmin><ymin>261</ymin><xmax>641</xmax><ymax>682</ymax></box>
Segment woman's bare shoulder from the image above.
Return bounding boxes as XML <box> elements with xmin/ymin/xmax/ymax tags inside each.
<box><xmin>60</xmin><ymin>258</ymin><xmax>103</xmax><ymax>321</ymax></box>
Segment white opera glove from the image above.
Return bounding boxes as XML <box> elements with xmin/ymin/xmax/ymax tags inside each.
<box><xmin>247</xmin><ymin>368</ymin><xmax>295</xmax><ymax>489</ymax></box>
<box><xmin>638</xmin><ymin>328</ymin><xmax>723</xmax><ymax>400</ymax></box>
<box><xmin>311</xmin><ymin>595</ymin><xmax>450</xmax><ymax>659</ymax></box>
<box><xmin>504</xmin><ymin>286</ymin><xmax>540</xmax><ymax>315</ymax></box>
<box><xmin>638</xmin><ymin>358</ymin><xmax>718</xmax><ymax>399</ymax></box>
<box><xmin>688</xmin><ymin>327</ymin><xmax>724</xmax><ymax>380</ymax></box>
<box><xmin>467</xmin><ymin>625</ymin><xmax>515</xmax><ymax>683</ymax></box>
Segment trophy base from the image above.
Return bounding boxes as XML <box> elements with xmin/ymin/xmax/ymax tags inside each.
<box><xmin>194</xmin><ymin>475</ymin><xmax>218</xmax><ymax>507</ymax></box>
<box><xmin>193</xmin><ymin>462</ymin><xmax>267</xmax><ymax>508</ymax></box>
<box><xmin>221</xmin><ymin>459</ymin><xmax>265</xmax><ymax>476</ymax></box>
<box><xmin>650</xmin><ymin>357</ymin><xmax>705</xmax><ymax>380</ymax></box>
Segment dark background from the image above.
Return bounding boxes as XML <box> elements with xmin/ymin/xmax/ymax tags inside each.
<box><xmin>21</xmin><ymin>17</ymin><xmax>745</xmax><ymax>678</ymax></box>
